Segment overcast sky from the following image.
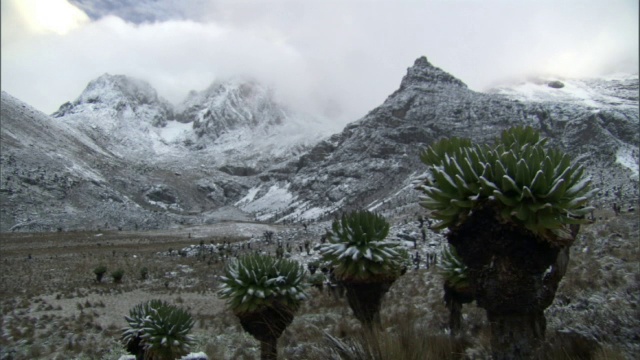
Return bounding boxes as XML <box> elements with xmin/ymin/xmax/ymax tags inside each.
<box><xmin>1</xmin><ymin>0</ymin><xmax>638</xmax><ymax>124</ymax></box>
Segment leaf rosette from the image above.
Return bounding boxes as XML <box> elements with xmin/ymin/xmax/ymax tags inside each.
<box><xmin>319</xmin><ymin>210</ymin><xmax>407</xmax><ymax>283</ymax></box>
<box><xmin>218</xmin><ymin>254</ymin><xmax>307</xmax><ymax>315</ymax></box>
<box><xmin>122</xmin><ymin>299</ymin><xmax>195</xmax><ymax>359</ymax></box>
<box><xmin>417</xmin><ymin>126</ymin><xmax>596</xmax><ymax>245</ymax></box>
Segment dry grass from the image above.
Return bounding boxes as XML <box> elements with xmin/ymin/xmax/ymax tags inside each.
<box><xmin>0</xmin><ymin>230</ymin><xmax>233</xmax><ymax>359</ymax></box>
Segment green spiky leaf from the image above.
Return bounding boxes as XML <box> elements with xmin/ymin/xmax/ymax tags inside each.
<box><xmin>417</xmin><ymin>126</ymin><xmax>596</xmax><ymax>244</ymax></box>
<box><xmin>318</xmin><ymin>210</ymin><xmax>407</xmax><ymax>283</ymax></box>
<box><xmin>218</xmin><ymin>254</ymin><xmax>307</xmax><ymax>315</ymax></box>
<box><xmin>122</xmin><ymin>300</ymin><xmax>195</xmax><ymax>360</ymax></box>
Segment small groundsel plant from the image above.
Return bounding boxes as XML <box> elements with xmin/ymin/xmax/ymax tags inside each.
<box><xmin>307</xmin><ymin>260</ymin><xmax>320</xmax><ymax>274</ymax></box>
<box><xmin>93</xmin><ymin>265</ymin><xmax>107</xmax><ymax>282</ymax></box>
<box><xmin>439</xmin><ymin>244</ymin><xmax>473</xmax><ymax>335</ymax></box>
<box><xmin>111</xmin><ymin>268</ymin><xmax>125</xmax><ymax>283</ymax></box>
<box><xmin>122</xmin><ymin>299</ymin><xmax>195</xmax><ymax>360</ymax></box>
<box><xmin>308</xmin><ymin>273</ymin><xmax>325</xmax><ymax>290</ymax></box>
<box><xmin>140</xmin><ymin>267</ymin><xmax>149</xmax><ymax>280</ymax></box>
<box><xmin>417</xmin><ymin>125</ymin><xmax>595</xmax><ymax>245</ymax></box>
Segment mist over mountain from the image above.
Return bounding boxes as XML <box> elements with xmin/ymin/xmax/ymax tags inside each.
<box><xmin>1</xmin><ymin>56</ymin><xmax>637</xmax><ymax>232</ymax></box>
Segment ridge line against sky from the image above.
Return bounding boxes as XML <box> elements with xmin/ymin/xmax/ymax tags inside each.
<box><xmin>1</xmin><ymin>0</ymin><xmax>638</xmax><ymax>125</ymax></box>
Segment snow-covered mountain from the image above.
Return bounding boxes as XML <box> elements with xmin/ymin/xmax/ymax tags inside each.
<box><xmin>52</xmin><ymin>74</ymin><xmax>333</xmax><ymax>173</ymax></box>
<box><xmin>51</xmin><ymin>74</ymin><xmax>178</xmax><ymax>160</ymax></box>
<box><xmin>53</xmin><ymin>74</ymin><xmax>174</xmax><ymax>127</ymax></box>
<box><xmin>175</xmin><ymin>77</ymin><xmax>334</xmax><ymax>173</ymax></box>
<box><xmin>1</xmin><ymin>73</ymin><xmax>336</xmax><ymax>231</ymax></box>
<box><xmin>237</xmin><ymin>57</ymin><xmax>638</xmax><ymax>222</ymax></box>
<box><xmin>1</xmin><ymin>56</ymin><xmax>637</xmax><ymax>232</ymax></box>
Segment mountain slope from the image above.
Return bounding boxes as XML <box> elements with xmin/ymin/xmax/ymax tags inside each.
<box><xmin>1</xmin><ymin>91</ymin><xmax>252</xmax><ymax>232</ymax></box>
<box><xmin>1</xmin><ymin>91</ymin><xmax>143</xmax><ymax>231</ymax></box>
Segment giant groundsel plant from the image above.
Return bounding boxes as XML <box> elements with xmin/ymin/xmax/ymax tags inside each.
<box><xmin>417</xmin><ymin>126</ymin><xmax>595</xmax><ymax>245</ymax></box>
<box><xmin>418</xmin><ymin>126</ymin><xmax>597</xmax><ymax>358</ymax></box>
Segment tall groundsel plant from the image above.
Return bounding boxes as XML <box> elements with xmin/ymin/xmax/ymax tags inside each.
<box><xmin>417</xmin><ymin>126</ymin><xmax>595</xmax><ymax>359</ymax></box>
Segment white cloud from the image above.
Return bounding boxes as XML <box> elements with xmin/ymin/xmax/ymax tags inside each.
<box><xmin>1</xmin><ymin>0</ymin><xmax>89</xmax><ymax>41</ymax></box>
<box><xmin>1</xmin><ymin>0</ymin><xmax>638</xmax><ymax>125</ymax></box>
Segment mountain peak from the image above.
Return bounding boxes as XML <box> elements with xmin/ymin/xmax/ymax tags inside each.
<box><xmin>398</xmin><ymin>56</ymin><xmax>467</xmax><ymax>90</ymax></box>
<box><xmin>80</xmin><ymin>73</ymin><xmax>160</xmax><ymax>105</ymax></box>
<box><xmin>177</xmin><ymin>78</ymin><xmax>287</xmax><ymax>140</ymax></box>
<box><xmin>52</xmin><ymin>74</ymin><xmax>172</xmax><ymax>124</ymax></box>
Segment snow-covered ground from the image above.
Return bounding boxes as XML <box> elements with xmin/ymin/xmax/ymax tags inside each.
<box><xmin>159</xmin><ymin>120</ymin><xmax>193</xmax><ymax>143</ymax></box>
<box><xmin>488</xmin><ymin>74</ymin><xmax>639</xmax><ymax>110</ymax></box>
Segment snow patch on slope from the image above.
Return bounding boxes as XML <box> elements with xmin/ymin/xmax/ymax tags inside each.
<box><xmin>488</xmin><ymin>74</ymin><xmax>639</xmax><ymax>110</ymax></box>
<box><xmin>159</xmin><ymin>121</ymin><xmax>192</xmax><ymax>143</ymax></box>
<box><xmin>66</xmin><ymin>161</ymin><xmax>105</xmax><ymax>182</ymax></box>
<box><xmin>281</xmin><ymin>199</ymin><xmax>345</xmax><ymax>222</ymax></box>
<box><xmin>616</xmin><ymin>146</ymin><xmax>639</xmax><ymax>180</ymax></box>
<box><xmin>235</xmin><ymin>186</ymin><xmax>262</xmax><ymax>206</ymax></box>
<box><xmin>238</xmin><ymin>183</ymin><xmax>294</xmax><ymax>214</ymax></box>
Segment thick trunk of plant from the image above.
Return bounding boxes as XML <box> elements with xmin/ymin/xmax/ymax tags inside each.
<box><xmin>488</xmin><ymin>311</ymin><xmax>546</xmax><ymax>360</ymax></box>
<box><xmin>443</xmin><ymin>283</ymin><xmax>474</xmax><ymax>336</ymax></box>
<box><xmin>448</xmin><ymin>205</ymin><xmax>573</xmax><ymax>359</ymax></box>
<box><xmin>260</xmin><ymin>338</ymin><xmax>278</xmax><ymax>360</ymax></box>
<box><xmin>125</xmin><ymin>335</ymin><xmax>145</xmax><ymax>360</ymax></box>
<box><xmin>448</xmin><ymin>299</ymin><xmax>463</xmax><ymax>336</ymax></box>
<box><xmin>343</xmin><ymin>280</ymin><xmax>394</xmax><ymax>328</ymax></box>
<box><xmin>237</xmin><ymin>302</ymin><xmax>295</xmax><ymax>360</ymax></box>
